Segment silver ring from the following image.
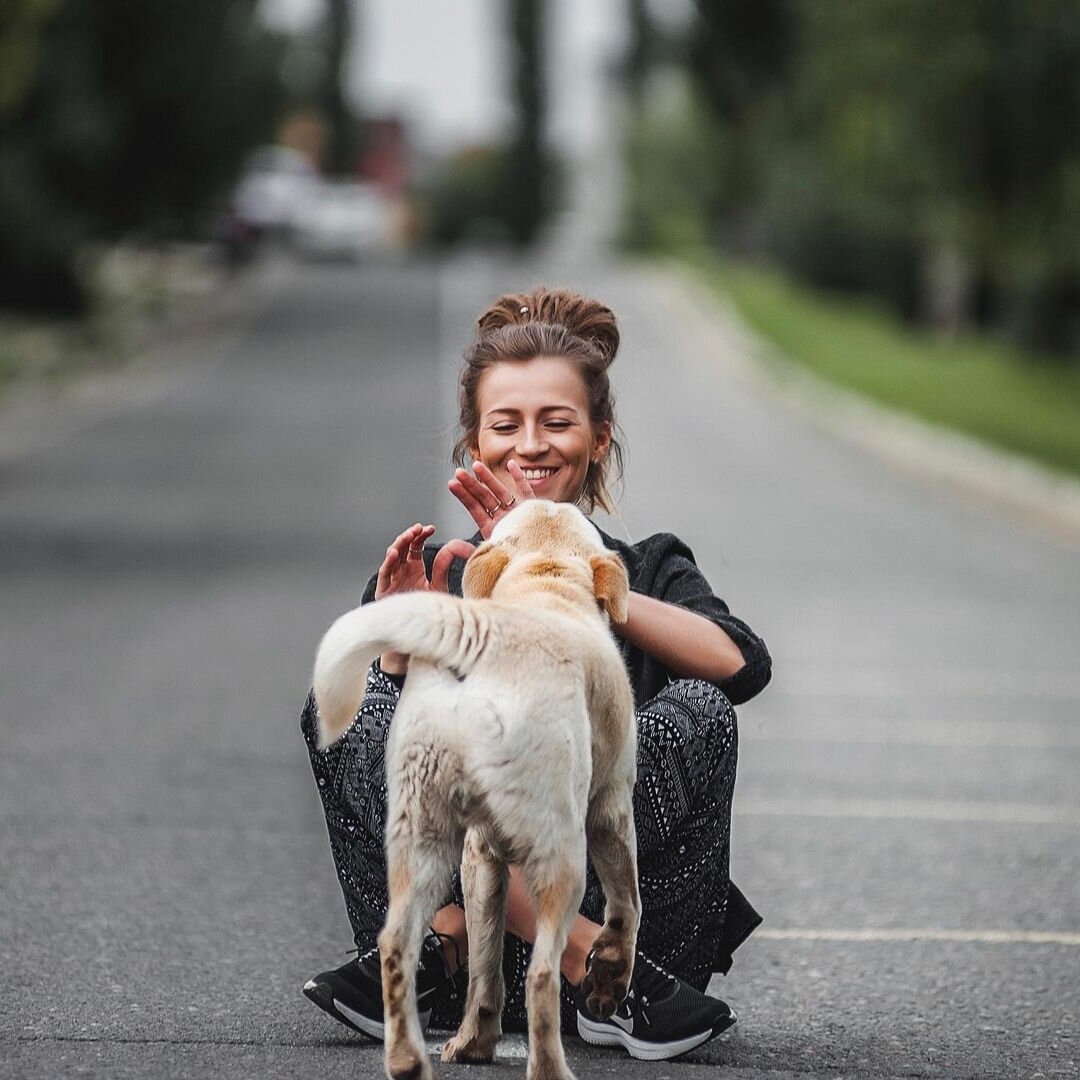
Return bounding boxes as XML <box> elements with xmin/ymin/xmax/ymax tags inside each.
<box><xmin>503</xmin><ymin>495</ymin><xmax>516</xmax><ymax>508</ymax></box>
<box><xmin>407</xmin><ymin>546</ymin><xmax>424</xmax><ymax>559</ymax></box>
<box><xmin>485</xmin><ymin>504</ymin><xmax>498</xmax><ymax>519</ymax></box>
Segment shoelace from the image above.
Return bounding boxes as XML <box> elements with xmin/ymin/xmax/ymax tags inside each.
<box><xmin>630</xmin><ymin>955</ymin><xmax>678</xmax><ymax>1020</ymax></box>
<box><xmin>586</xmin><ymin>950</ymin><xmax>676</xmax><ymax>1026</ymax></box>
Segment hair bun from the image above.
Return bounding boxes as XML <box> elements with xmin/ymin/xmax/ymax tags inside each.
<box><xmin>476</xmin><ymin>287</ymin><xmax>619</xmax><ymax>368</ymax></box>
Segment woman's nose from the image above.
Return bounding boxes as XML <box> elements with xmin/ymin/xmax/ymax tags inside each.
<box><xmin>516</xmin><ymin>424</ymin><xmax>548</xmax><ymax>456</ymax></box>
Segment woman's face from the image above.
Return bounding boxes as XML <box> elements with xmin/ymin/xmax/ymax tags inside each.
<box><xmin>471</xmin><ymin>356</ymin><xmax>610</xmax><ymax>504</ymax></box>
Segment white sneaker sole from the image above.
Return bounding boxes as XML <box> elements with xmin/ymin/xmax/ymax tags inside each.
<box><xmin>576</xmin><ymin>1013</ymin><xmax>717</xmax><ymax>1061</ymax></box>
<box><xmin>300</xmin><ymin>978</ymin><xmax>433</xmax><ymax>1042</ymax></box>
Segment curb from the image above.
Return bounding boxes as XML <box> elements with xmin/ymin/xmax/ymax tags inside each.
<box><xmin>665</xmin><ymin>262</ymin><xmax>1080</xmax><ymax>551</ymax></box>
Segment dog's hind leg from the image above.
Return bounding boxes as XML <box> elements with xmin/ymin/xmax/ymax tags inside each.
<box><xmin>521</xmin><ymin>849</ymin><xmax>586</xmax><ymax>1080</ymax></box>
<box><xmin>440</xmin><ymin>828</ymin><xmax>508</xmax><ymax>1065</ymax></box>
<box><xmin>380</xmin><ymin>833</ymin><xmax>457</xmax><ymax>1080</ymax></box>
<box><xmin>581</xmin><ymin>781</ymin><xmax>641</xmax><ymax>1021</ymax></box>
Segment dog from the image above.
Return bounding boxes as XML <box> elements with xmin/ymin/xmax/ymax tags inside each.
<box><xmin>314</xmin><ymin>499</ymin><xmax>641</xmax><ymax>1080</ymax></box>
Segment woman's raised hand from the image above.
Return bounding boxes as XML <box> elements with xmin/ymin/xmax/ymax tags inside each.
<box><xmin>374</xmin><ymin>524</ymin><xmax>473</xmax><ymax>676</ymax></box>
<box><xmin>374</xmin><ymin>523</ymin><xmax>477</xmax><ymax>600</ymax></box>
<box><xmin>449</xmin><ymin>460</ymin><xmax>535</xmax><ymax>540</ymax></box>
<box><xmin>374</xmin><ymin>523</ymin><xmax>435</xmax><ymax>600</ymax></box>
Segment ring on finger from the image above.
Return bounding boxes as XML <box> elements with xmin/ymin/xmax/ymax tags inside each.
<box><xmin>485</xmin><ymin>504</ymin><xmax>499</xmax><ymax>518</ymax></box>
<box><xmin>503</xmin><ymin>495</ymin><xmax>516</xmax><ymax>508</ymax></box>
<box><xmin>407</xmin><ymin>545</ymin><xmax>424</xmax><ymax>559</ymax></box>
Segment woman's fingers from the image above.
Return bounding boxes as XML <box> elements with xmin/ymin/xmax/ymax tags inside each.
<box><xmin>430</xmin><ymin>539</ymin><xmax>477</xmax><ymax>592</ymax></box>
<box><xmin>392</xmin><ymin>522</ymin><xmax>422</xmax><ymax>561</ymax></box>
<box><xmin>471</xmin><ymin>461</ymin><xmax>517</xmax><ymax>507</ymax></box>
<box><xmin>449</xmin><ymin>470</ymin><xmax>496</xmax><ymax>536</ymax></box>
<box><xmin>505</xmin><ymin>459</ymin><xmax>536</xmax><ymax>502</ymax></box>
<box><xmin>375</xmin><ymin>523</ymin><xmax>435</xmax><ymax>599</ymax></box>
<box><xmin>374</xmin><ymin>544</ymin><xmax>400</xmax><ymax>599</ymax></box>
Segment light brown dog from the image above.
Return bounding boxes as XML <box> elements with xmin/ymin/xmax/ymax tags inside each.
<box><xmin>314</xmin><ymin>500</ymin><xmax>640</xmax><ymax>1080</ymax></box>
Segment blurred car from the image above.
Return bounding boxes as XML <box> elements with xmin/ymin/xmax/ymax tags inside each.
<box><xmin>292</xmin><ymin>180</ymin><xmax>388</xmax><ymax>260</ymax></box>
<box><xmin>231</xmin><ymin>145</ymin><xmax>318</xmax><ymax>238</ymax></box>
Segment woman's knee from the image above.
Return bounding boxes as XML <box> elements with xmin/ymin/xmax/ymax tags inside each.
<box><xmin>638</xmin><ymin>678</ymin><xmax>737</xmax><ymax>743</ymax></box>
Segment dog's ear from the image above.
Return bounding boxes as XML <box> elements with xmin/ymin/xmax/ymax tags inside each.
<box><xmin>463</xmin><ymin>542</ymin><xmax>510</xmax><ymax>599</ymax></box>
<box><xmin>591</xmin><ymin>551</ymin><xmax>629</xmax><ymax>624</ymax></box>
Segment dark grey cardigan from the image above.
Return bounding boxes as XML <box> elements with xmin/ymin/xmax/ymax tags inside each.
<box><xmin>366</xmin><ymin>526</ymin><xmax>772</xmax><ymax>708</ymax></box>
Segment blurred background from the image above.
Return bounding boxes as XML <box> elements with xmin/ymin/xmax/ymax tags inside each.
<box><xmin>2</xmin><ymin>4</ymin><xmax>1079</xmax><ymax>1079</ymax></box>
<box><xmin>3</xmin><ymin>0</ymin><xmax>1080</xmax><ymax>475</ymax></box>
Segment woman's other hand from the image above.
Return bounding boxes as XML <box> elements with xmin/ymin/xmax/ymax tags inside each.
<box><xmin>449</xmin><ymin>460</ymin><xmax>534</xmax><ymax>540</ymax></box>
<box><xmin>374</xmin><ymin>524</ymin><xmax>475</xmax><ymax>676</ymax></box>
<box><xmin>374</xmin><ymin>523</ymin><xmax>436</xmax><ymax>600</ymax></box>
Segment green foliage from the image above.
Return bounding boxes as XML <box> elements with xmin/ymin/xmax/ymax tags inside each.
<box><xmin>621</xmin><ymin>87</ymin><xmax>726</xmax><ymax>252</ymax></box>
<box><xmin>418</xmin><ymin>149</ymin><xmax>512</xmax><ymax>247</ymax></box>
<box><xmin>0</xmin><ymin>0</ymin><xmax>61</xmax><ymax>115</ymax></box>
<box><xmin>631</xmin><ymin>0</ymin><xmax>1080</xmax><ymax>356</ymax></box>
<box><xmin>704</xmin><ymin>258</ymin><xmax>1080</xmax><ymax>475</ymax></box>
<box><xmin>0</xmin><ymin>1</ymin><xmax>286</xmax><ymax>313</ymax></box>
<box><xmin>417</xmin><ymin>144</ymin><xmax>562</xmax><ymax>249</ymax></box>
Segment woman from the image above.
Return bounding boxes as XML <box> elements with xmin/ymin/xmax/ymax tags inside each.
<box><xmin>300</xmin><ymin>287</ymin><xmax>771</xmax><ymax>1060</ymax></box>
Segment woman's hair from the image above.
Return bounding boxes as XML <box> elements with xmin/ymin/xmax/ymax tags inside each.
<box><xmin>453</xmin><ymin>287</ymin><xmax>625</xmax><ymax>513</ymax></box>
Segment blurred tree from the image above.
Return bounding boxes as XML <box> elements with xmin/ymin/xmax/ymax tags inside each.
<box><xmin>796</xmin><ymin>0</ymin><xmax>1080</xmax><ymax>350</ymax></box>
<box><xmin>321</xmin><ymin>0</ymin><xmax>357</xmax><ymax>176</ymax></box>
<box><xmin>0</xmin><ymin>0</ymin><xmax>61</xmax><ymax>116</ymax></box>
<box><xmin>503</xmin><ymin>0</ymin><xmax>547</xmax><ymax>246</ymax></box>
<box><xmin>688</xmin><ymin>0</ymin><xmax>795</xmax><ymax>247</ymax></box>
<box><xmin>624</xmin><ymin>0</ymin><xmax>654</xmax><ymax>110</ymax></box>
<box><xmin>0</xmin><ymin>1</ymin><xmax>286</xmax><ymax>314</ymax></box>
<box><xmin>669</xmin><ymin>0</ymin><xmax>1080</xmax><ymax>354</ymax></box>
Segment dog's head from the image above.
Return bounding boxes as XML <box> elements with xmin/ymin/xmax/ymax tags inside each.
<box><xmin>463</xmin><ymin>500</ymin><xmax>629</xmax><ymax>623</ymax></box>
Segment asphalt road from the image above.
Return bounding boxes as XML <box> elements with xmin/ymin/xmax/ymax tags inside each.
<box><xmin>2</xmin><ymin>252</ymin><xmax>1077</xmax><ymax>1080</ymax></box>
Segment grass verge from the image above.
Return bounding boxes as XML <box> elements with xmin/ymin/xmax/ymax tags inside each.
<box><xmin>697</xmin><ymin>258</ymin><xmax>1080</xmax><ymax>479</ymax></box>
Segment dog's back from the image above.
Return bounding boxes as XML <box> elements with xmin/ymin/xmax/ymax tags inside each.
<box><xmin>385</xmin><ymin>603</ymin><xmax>631</xmax><ymax>865</ymax></box>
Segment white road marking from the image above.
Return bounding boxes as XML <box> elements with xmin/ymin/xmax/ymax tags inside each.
<box><xmin>423</xmin><ymin>1034</ymin><xmax>529</xmax><ymax>1060</ymax></box>
<box><xmin>757</xmin><ymin>927</ymin><xmax>1080</xmax><ymax>946</ymax></box>
<box><xmin>735</xmin><ymin>797</ymin><xmax>1080</xmax><ymax>825</ymax></box>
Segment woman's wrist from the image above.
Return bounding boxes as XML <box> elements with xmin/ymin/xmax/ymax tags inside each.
<box><xmin>379</xmin><ymin>651</ymin><xmax>409</xmax><ymax>677</ymax></box>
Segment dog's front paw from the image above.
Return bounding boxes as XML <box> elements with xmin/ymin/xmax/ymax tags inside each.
<box><xmin>441</xmin><ymin>1029</ymin><xmax>497</xmax><ymax>1064</ymax></box>
<box><xmin>580</xmin><ymin>946</ymin><xmax>630</xmax><ymax>1020</ymax></box>
<box><xmin>526</xmin><ymin>1061</ymin><xmax>576</xmax><ymax>1080</ymax></box>
<box><xmin>387</xmin><ymin>1044</ymin><xmax>434</xmax><ymax>1080</ymax></box>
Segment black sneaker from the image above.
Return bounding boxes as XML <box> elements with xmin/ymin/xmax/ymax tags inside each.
<box><xmin>302</xmin><ymin>931</ymin><xmax>457</xmax><ymax>1040</ymax></box>
<box><xmin>575</xmin><ymin>952</ymin><xmax>736</xmax><ymax>1061</ymax></box>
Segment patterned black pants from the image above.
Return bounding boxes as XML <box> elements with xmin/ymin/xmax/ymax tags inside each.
<box><xmin>301</xmin><ymin>675</ymin><xmax>738</xmax><ymax>1032</ymax></box>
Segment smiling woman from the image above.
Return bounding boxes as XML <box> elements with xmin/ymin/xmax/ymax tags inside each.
<box><xmin>300</xmin><ymin>286</ymin><xmax>772</xmax><ymax>1061</ymax></box>
<box><xmin>471</xmin><ymin>356</ymin><xmax>609</xmax><ymax>504</ymax></box>
<box><xmin>451</xmin><ymin>289</ymin><xmax>624</xmax><ymax>514</ymax></box>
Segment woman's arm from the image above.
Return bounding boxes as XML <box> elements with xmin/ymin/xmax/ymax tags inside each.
<box><xmin>616</xmin><ymin>591</ymin><xmax>747</xmax><ymax>684</ymax></box>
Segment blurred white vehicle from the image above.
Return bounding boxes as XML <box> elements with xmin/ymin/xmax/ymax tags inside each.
<box><xmin>293</xmin><ymin>180</ymin><xmax>388</xmax><ymax>260</ymax></box>
<box><xmin>232</xmin><ymin>146</ymin><xmax>318</xmax><ymax>236</ymax></box>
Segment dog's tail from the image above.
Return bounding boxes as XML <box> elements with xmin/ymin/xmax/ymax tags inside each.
<box><xmin>313</xmin><ymin>592</ymin><xmax>487</xmax><ymax>749</ymax></box>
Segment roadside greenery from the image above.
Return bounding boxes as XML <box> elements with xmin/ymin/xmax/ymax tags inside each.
<box><xmin>0</xmin><ymin>1</ymin><xmax>286</xmax><ymax>315</ymax></box>
<box><xmin>626</xmin><ymin>1</ymin><xmax>1080</xmax><ymax>359</ymax></box>
<box><xmin>701</xmin><ymin>258</ymin><xmax>1080</xmax><ymax>477</ymax></box>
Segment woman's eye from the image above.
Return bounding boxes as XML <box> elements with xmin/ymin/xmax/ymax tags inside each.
<box><xmin>546</xmin><ymin>420</ymin><xmax>571</xmax><ymax>430</ymax></box>
<box><xmin>492</xmin><ymin>425</ymin><xmax>517</xmax><ymax>434</ymax></box>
